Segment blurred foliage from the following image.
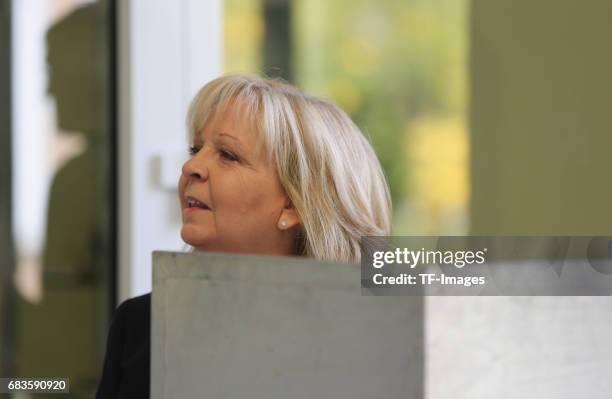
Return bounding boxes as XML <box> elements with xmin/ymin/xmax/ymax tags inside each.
<box><xmin>224</xmin><ymin>0</ymin><xmax>468</xmax><ymax>234</ymax></box>
<box><xmin>224</xmin><ymin>0</ymin><xmax>263</xmax><ymax>74</ymax></box>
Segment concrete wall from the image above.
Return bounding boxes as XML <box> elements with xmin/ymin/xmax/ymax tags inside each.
<box><xmin>426</xmin><ymin>296</ymin><xmax>612</xmax><ymax>399</ymax></box>
<box><xmin>152</xmin><ymin>251</ymin><xmax>424</xmax><ymax>399</ymax></box>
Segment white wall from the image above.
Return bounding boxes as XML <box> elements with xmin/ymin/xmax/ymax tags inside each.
<box><xmin>117</xmin><ymin>0</ymin><xmax>222</xmax><ymax>301</ymax></box>
<box><xmin>426</xmin><ymin>297</ymin><xmax>612</xmax><ymax>399</ymax></box>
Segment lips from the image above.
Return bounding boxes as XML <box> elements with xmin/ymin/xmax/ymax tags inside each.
<box><xmin>185</xmin><ymin>196</ymin><xmax>211</xmax><ymax>210</ymax></box>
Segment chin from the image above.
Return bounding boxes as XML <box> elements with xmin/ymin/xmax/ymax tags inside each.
<box><xmin>180</xmin><ymin>225</ymin><xmax>210</xmax><ymax>249</ymax></box>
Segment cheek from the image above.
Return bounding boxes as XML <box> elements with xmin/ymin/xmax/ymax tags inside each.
<box><xmin>214</xmin><ymin>173</ymin><xmax>283</xmax><ymax>222</ymax></box>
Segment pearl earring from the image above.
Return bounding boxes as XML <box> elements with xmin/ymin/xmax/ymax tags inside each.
<box><xmin>279</xmin><ymin>220</ymin><xmax>288</xmax><ymax>229</ymax></box>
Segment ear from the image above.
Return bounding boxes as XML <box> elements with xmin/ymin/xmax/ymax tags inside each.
<box><xmin>277</xmin><ymin>198</ymin><xmax>301</xmax><ymax>231</ymax></box>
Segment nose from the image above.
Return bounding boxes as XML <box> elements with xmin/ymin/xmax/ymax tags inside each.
<box><xmin>182</xmin><ymin>151</ymin><xmax>209</xmax><ymax>181</ymax></box>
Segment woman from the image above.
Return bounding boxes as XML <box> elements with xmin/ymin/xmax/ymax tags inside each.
<box><xmin>95</xmin><ymin>75</ymin><xmax>391</xmax><ymax>398</ymax></box>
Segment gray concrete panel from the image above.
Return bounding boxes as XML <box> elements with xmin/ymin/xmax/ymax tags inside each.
<box><xmin>152</xmin><ymin>251</ymin><xmax>423</xmax><ymax>399</ymax></box>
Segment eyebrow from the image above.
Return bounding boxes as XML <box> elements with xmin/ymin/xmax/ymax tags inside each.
<box><xmin>217</xmin><ymin>132</ymin><xmax>245</xmax><ymax>150</ymax></box>
<box><xmin>196</xmin><ymin>132</ymin><xmax>240</xmax><ymax>145</ymax></box>
<box><xmin>218</xmin><ymin>132</ymin><xmax>240</xmax><ymax>142</ymax></box>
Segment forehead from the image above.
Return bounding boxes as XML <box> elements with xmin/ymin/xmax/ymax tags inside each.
<box><xmin>195</xmin><ymin>100</ymin><xmax>254</xmax><ymax>138</ymax></box>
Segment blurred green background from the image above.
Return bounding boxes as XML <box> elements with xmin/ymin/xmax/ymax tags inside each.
<box><xmin>224</xmin><ymin>0</ymin><xmax>469</xmax><ymax>236</ymax></box>
<box><xmin>224</xmin><ymin>0</ymin><xmax>612</xmax><ymax>236</ymax></box>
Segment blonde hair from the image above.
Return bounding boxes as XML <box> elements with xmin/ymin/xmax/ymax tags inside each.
<box><xmin>187</xmin><ymin>75</ymin><xmax>391</xmax><ymax>263</ymax></box>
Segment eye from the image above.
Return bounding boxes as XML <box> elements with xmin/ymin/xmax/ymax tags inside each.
<box><xmin>188</xmin><ymin>145</ymin><xmax>200</xmax><ymax>156</ymax></box>
<box><xmin>219</xmin><ymin>149</ymin><xmax>239</xmax><ymax>162</ymax></box>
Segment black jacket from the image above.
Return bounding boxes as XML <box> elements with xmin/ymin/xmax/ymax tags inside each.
<box><xmin>95</xmin><ymin>293</ymin><xmax>151</xmax><ymax>399</ymax></box>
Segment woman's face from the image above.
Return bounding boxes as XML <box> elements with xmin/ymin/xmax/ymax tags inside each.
<box><xmin>178</xmin><ymin>103</ymin><xmax>298</xmax><ymax>255</ymax></box>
